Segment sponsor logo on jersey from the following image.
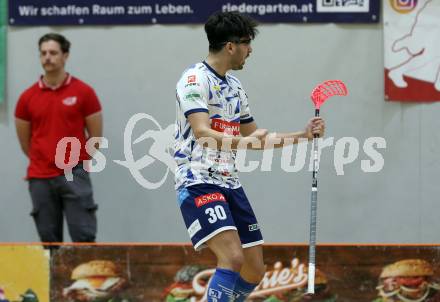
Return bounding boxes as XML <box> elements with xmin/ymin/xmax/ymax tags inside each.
<box><xmin>188</xmin><ymin>219</ymin><xmax>202</xmax><ymax>238</ymax></box>
<box><xmin>187</xmin><ymin>75</ymin><xmax>196</xmax><ymax>83</ymax></box>
<box><xmin>184</xmin><ymin>82</ymin><xmax>200</xmax><ymax>88</ymax></box>
<box><xmin>249</xmin><ymin>224</ymin><xmax>259</xmax><ymax>231</ymax></box>
<box><xmin>211</xmin><ymin>119</ymin><xmax>240</xmax><ymax>136</ymax></box>
<box><xmin>184</xmin><ymin>92</ymin><xmax>201</xmax><ymax>101</ymax></box>
<box><xmin>194</xmin><ymin>192</ymin><xmax>226</xmax><ymax>208</ymax></box>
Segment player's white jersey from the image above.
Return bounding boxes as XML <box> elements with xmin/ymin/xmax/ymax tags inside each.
<box><xmin>174</xmin><ymin>62</ymin><xmax>254</xmax><ymax>190</ymax></box>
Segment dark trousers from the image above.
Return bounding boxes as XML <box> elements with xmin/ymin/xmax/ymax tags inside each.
<box><xmin>28</xmin><ymin>165</ymin><xmax>98</xmax><ymax>243</ymax></box>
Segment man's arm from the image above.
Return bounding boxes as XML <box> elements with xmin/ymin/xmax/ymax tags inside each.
<box><xmin>240</xmin><ymin>118</ymin><xmax>325</xmax><ymax>150</ymax></box>
<box><xmin>15</xmin><ymin>118</ymin><xmax>31</xmax><ymax>156</ymax></box>
<box><xmin>188</xmin><ymin>112</ymin><xmax>267</xmax><ymax>150</ymax></box>
<box><xmin>85</xmin><ymin>112</ymin><xmax>103</xmax><ymax>151</ymax></box>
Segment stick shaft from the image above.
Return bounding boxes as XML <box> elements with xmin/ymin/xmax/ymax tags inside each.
<box><xmin>307</xmin><ymin>108</ymin><xmax>320</xmax><ymax>294</ymax></box>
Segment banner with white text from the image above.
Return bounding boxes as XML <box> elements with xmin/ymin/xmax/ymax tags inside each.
<box><xmin>9</xmin><ymin>0</ymin><xmax>379</xmax><ymax>25</ymax></box>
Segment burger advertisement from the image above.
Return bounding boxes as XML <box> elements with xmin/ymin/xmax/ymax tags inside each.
<box><xmin>374</xmin><ymin>259</ymin><xmax>440</xmax><ymax>302</ymax></box>
<box><xmin>62</xmin><ymin>260</ymin><xmax>131</xmax><ymax>302</ymax></box>
<box><xmin>49</xmin><ymin>245</ymin><xmax>440</xmax><ymax>301</ymax></box>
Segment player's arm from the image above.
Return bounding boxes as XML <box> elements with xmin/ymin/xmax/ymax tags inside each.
<box><xmin>85</xmin><ymin>111</ymin><xmax>103</xmax><ymax>151</ymax></box>
<box><xmin>240</xmin><ymin>121</ymin><xmax>306</xmax><ymax>150</ymax></box>
<box><xmin>240</xmin><ymin>118</ymin><xmax>325</xmax><ymax>150</ymax></box>
<box><xmin>188</xmin><ymin>112</ymin><xmax>267</xmax><ymax>150</ymax></box>
<box><xmin>15</xmin><ymin>118</ymin><xmax>31</xmax><ymax>156</ymax></box>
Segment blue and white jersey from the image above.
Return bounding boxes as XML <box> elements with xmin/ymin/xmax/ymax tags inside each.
<box><xmin>174</xmin><ymin>61</ymin><xmax>254</xmax><ymax>190</ymax></box>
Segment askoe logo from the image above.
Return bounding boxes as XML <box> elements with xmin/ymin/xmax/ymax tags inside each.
<box><xmin>194</xmin><ymin>192</ymin><xmax>226</xmax><ymax>208</ymax></box>
<box><xmin>317</xmin><ymin>0</ymin><xmax>370</xmax><ymax>12</ymax></box>
<box><xmin>390</xmin><ymin>0</ymin><xmax>418</xmax><ymax>13</ymax></box>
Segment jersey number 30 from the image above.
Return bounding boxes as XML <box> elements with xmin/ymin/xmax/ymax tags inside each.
<box><xmin>205</xmin><ymin>205</ymin><xmax>227</xmax><ymax>223</ymax></box>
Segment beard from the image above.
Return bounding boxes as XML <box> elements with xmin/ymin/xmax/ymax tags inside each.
<box><xmin>232</xmin><ymin>64</ymin><xmax>244</xmax><ymax>70</ymax></box>
<box><xmin>231</xmin><ymin>58</ymin><xmax>246</xmax><ymax>70</ymax></box>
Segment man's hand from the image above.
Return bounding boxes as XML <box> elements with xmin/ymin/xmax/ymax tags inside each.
<box><xmin>15</xmin><ymin>118</ymin><xmax>31</xmax><ymax>156</ymax></box>
<box><xmin>304</xmin><ymin>117</ymin><xmax>325</xmax><ymax>140</ymax></box>
<box><xmin>239</xmin><ymin>128</ymin><xmax>268</xmax><ymax>149</ymax></box>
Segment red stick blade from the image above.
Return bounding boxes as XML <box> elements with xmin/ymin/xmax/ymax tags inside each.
<box><xmin>310</xmin><ymin>80</ymin><xmax>348</xmax><ymax>109</ymax></box>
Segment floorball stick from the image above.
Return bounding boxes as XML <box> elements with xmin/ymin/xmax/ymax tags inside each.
<box><xmin>307</xmin><ymin>80</ymin><xmax>348</xmax><ymax>294</ymax></box>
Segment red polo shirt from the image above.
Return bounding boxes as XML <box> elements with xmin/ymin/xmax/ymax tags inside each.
<box><xmin>15</xmin><ymin>74</ymin><xmax>102</xmax><ymax>178</ymax></box>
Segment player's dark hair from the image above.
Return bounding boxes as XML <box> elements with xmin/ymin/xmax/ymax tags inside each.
<box><xmin>38</xmin><ymin>33</ymin><xmax>71</xmax><ymax>53</ymax></box>
<box><xmin>205</xmin><ymin>11</ymin><xmax>258</xmax><ymax>53</ymax></box>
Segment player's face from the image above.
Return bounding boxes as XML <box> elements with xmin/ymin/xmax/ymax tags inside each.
<box><xmin>39</xmin><ymin>40</ymin><xmax>68</xmax><ymax>73</ymax></box>
<box><xmin>231</xmin><ymin>37</ymin><xmax>252</xmax><ymax>71</ymax></box>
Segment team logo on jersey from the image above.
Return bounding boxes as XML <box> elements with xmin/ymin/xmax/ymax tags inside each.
<box><xmin>62</xmin><ymin>96</ymin><xmax>77</xmax><ymax>106</ymax></box>
<box><xmin>213</xmin><ymin>85</ymin><xmax>222</xmax><ymax>98</ymax></box>
<box><xmin>187</xmin><ymin>75</ymin><xmax>196</xmax><ymax>83</ymax></box>
<box><xmin>194</xmin><ymin>192</ymin><xmax>226</xmax><ymax>208</ymax></box>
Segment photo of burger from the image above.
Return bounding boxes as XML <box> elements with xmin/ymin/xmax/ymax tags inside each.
<box><xmin>374</xmin><ymin>259</ymin><xmax>440</xmax><ymax>302</ymax></box>
<box><xmin>63</xmin><ymin>260</ymin><xmax>130</xmax><ymax>302</ymax></box>
<box><xmin>162</xmin><ymin>265</ymin><xmax>207</xmax><ymax>302</ymax></box>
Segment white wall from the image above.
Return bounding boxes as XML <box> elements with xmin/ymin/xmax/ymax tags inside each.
<box><xmin>1</xmin><ymin>22</ymin><xmax>439</xmax><ymax>243</ymax></box>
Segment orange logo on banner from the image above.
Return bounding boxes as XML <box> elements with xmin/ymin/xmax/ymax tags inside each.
<box><xmin>390</xmin><ymin>0</ymin><xmax>418</xmax><ymax>14</ymax></box>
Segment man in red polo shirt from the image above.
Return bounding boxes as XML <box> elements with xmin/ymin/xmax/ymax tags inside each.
<box><xmin>14</xmin><ymin>33</ymin><xmax>102</xmax><ymax>243</ymax></box>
